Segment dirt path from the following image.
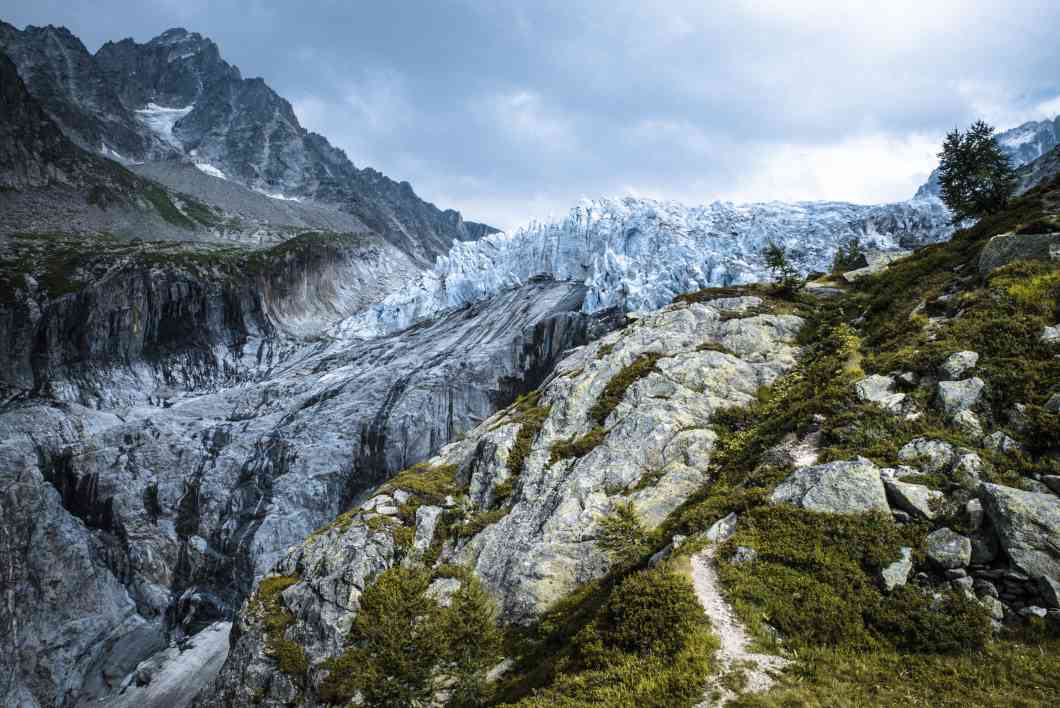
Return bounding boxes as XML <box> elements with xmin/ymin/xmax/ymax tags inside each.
<box><xmin>691</xmin><ymin>547</ymin><xmax>789</xmax><ymax>705</ymax></box>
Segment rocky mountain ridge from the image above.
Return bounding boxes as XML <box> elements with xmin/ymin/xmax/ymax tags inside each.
<box><xmin>0</xmin><ymin>22</ymin><xmax>496</xmax><ymax>261</ymax></box>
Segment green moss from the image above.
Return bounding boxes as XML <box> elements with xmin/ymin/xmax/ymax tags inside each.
<box><xmin>507</xmin><ymin>394</ymin><xmax>551</xmax><ymax>481</ymax></box>
<box><xmin>596</xmin><ymin>501</ymin><xmax>650</xmax><ymax>568</ymax></box>
<box><xmin>548</xmin><ymin>427</ymin><xmax>607</xmax><ymax>465</ymax></box>
<box><xmin>380</xmin><ymin>462</ymin><xmax>459</xmax><ymax>505</ymax></box>
<box><xmin>305</xmin><ymin>509</ymin><xmax>357</xmax><ymax>544</ymax></box>
<box><xmin>249</xmin><ymin>575</ymin><xmax>309</xmax><ymax>680</ymax></box>
<box><xmin>730</xmin><ymin>639</ymin><xmax>1060</xmax><ymax>707</ymax></box>
<box><xmin>695</xmin><ymin>340</ymin><xmax>734</xmax><ymax>355</ymax></box>
<box><xmin>454</xmin><ymin>508</ymin><xmax>509</xmax><ymax>539</ymax></box>
<box><xmin>589</xmin><ymin>352</ymin><xmax>665</xmax><ymax>425</ymax></box>
<box><xmin>597</xmin><ymin>341</ymin><xmax>616</xmax><ymax>357</ymax></box>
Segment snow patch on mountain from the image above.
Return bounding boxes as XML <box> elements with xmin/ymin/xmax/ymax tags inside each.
<box><xmin>253</xmin><ymin>187</ymin><xmax>302</xmax><ymax>202</ymax></box>
<box><xmin>135</xmin><ymin>103</ymin><xmax>193</xmax><ymax>149</ymax></box>
<box><xmin>194</xmin><ymin>162</ymin><xmax>226</xmax><ymax>179</ymax></box>
<box><xmin>330</xmin><ymin>195</ymin><xmax>952</xmax><ymax>339</ymax></box>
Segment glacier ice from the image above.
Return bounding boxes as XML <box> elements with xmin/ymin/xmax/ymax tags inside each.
<box><xmin>331</xmin><ymin>195</ymin><xmax>952</xmax><ymax>339</ymax></box>
<box><xmin>135</xmin><ymin>103</ymin><xmax>194</xmax><ymax>149</ymax></box>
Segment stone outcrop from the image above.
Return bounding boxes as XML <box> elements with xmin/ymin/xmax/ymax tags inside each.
<box><xmin>978</xmin><ymin>231</ymin><xmax>1060</xmax><ymax>274</ymax></box>
<box><xmin>979</xmin><ymin>483</ymin><xmax>1060</xmax><ymax>581</ymax></box>
<box><xmin>198</xmin><ymin>295</ymin><xmax>805</xmax><ymax>706</ymax></box>
<box><xmin>0</xmin><ymin>237</ymin><xmax>614</xmax><ymax>708</ymax></box>
<box><xmin>769</xmin><ymin>458</ymin><xmax>890</xmax><ymax>514</ymax></box>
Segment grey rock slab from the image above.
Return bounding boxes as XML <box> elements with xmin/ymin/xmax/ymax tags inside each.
<box><xmin>413</xmin><ymin>505</ymin><xmax>444</xmax><ymax>555</ymax></box>
<box><xmin>880</xmin><ymin>547</ymin><xmax>913</xmax><ymax>591</ymax></box>
<box><xmin>939</xmin><ymin>351</ymin><xmax>979</xmax><ymax>380</ymax></box>
<box><xmin>854</xmin><ymin>374</ymin><xmax>906</xmax><ymax>413</ymax></box>
<box><xmin>980</xmin><ymin>483</ymin><xmax>1060</xmax><ymax>581</ymax></box>
<box><xmin>769</xmin><ymin>458</ymin><xmax>889</xmax><ymax>514</ymax></box>
<box><xmin>925</xmin><ymin>527</ymin><xmax>972</xmax><ymax>570</ymax></box>
<box><xmin>937</xmin><ymin>377</ymin><xmax>985</xmax><ymax>416</ymax></box>
<box><xmin>885</xmin><ymin>480</ymin><xmax>944</xmax><ymax>520</ymax></box>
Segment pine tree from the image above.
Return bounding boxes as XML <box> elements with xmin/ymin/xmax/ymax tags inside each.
<box><xmin>597</xmin><ymin>500</ymin><xmax>649</xmax><ymax>568</ymax></box>
<box><xmin>347</xmin><ymin>566</ymin><xmax>444</xmax><ymax>707</ymax></box>
<box><xmin>937</xmin><ymin>120</ymin><xmax>1016</xmax><ymax>223</ymax></box>
<box><xmin>442</xmin><ymin>576</ymin><xmax>503</xmax><ymax>707</ymax></box>
<box><xmin>762</xmin><ymin>240</ymin><xmax>801</xmax><ymax>295</ymax></box>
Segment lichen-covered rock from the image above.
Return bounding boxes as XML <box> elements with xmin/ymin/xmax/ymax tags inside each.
<box><xmin>854</xmin><ymin>374</ymin><xmax>906</xmax><ymax>414</ymax></box>
<box><xmin>952</xmin><ymin>409</ymin><xmax>984</xmax><ymax>439</ymax></box>
<box><xmin>980</xmin><ymin>483</ymin><xmax>1060</xmax><ymax>581</ymax></box>
<box><xmin>769</xmin><ymin>458</ymin><xmax>889</xmax><ymax>514</ymax></box>
<box><xmin>885</xmin><ymin>480</ymin><xmax>943</xmax><ymax>520</ymax></box>
<box><xmin>898</xmin><ymin>438</ymin><xmax>956</xmax><ymax>473</ymax></box>
<box><xmin>880</xmin><ymin>547</ymin><xmax>913</xmax><ymax>591</ymax></box>
<box><xmin>937</xmin><ymin>377</ymin><xmax>985</xmax><ymax>416</ymax></box>
<box><xmin>939</xmin><ymin>351</ymin><xmax>979</xmax><ymax>380</ymax></box>
<box><xmin>197</xmin><ymin>296</ymin><xmax>805</xmax><ymax>705</ymax></box>
<box><xmin>925</xmin><ymin>528</ymin><xmax>972</xmax><ymax>570</ymax></box>
<box><xmin>978</xmin><ymin>231</ymin><xmax>1060</xmax><ymax>274</ymax></box>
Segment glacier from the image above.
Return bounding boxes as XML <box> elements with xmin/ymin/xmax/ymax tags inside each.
<box><xmin>331</xmin><ymin>195</ymin><xmax>952</xmax><ymax>339</ymax></box>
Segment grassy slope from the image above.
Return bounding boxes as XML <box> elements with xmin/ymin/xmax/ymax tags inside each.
<box><xmin>493</xmin><ymin>177</ymin><xmax>1060</xmax><ymax>706</ymax></box>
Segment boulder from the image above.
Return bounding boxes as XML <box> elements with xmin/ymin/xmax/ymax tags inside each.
<box><xmin>1039</xmin><ymin>575</ymin><xmax>1060</xmax><ymax>609</ymax></box>
<box><xmin>413</xmin><ymin>505</ymin><xmax>444</xmax><ymax>555</ymax></box>
<box><xmin>939</xmin><ymin>351</ymin><xmax>979</xmax><ymax>380</ymax></box>
<box><xmin>705</xmin><ymin>512</ymin><xmax>738</xmax><ymax>543</ymax></box>
<box><xmin>951</xmin><ymin>410</ymin><xmax>983</xmax><ymax>439</ymax></box>
<box><xmin>925</xmin><ymin>527</ymin><xmax>972</xmax><ymax>570</ymax></box>
<box><xmin>937</xmin><ymin>377</ymin><xmax>985</xmax><ymax>416</ymax></box>
<box><xmin>898</xmin><ymin>438</ymin><xmax>956</xmax><ymax>473</ymax></box>
<box><xmin>1046</xmin><ymin>392</ymin><xmax>1060</xmax><ymax>414</ymax></box>
<box><xmin>983</xmin><ymin>431</ymin><xmax>1022</xmax><ymax>455</ymax></box>
<box><xmin>885</xmin><ymin>480</ymin><xmax>943</xmax><ymax>520</ymax></box>
<box><xmin>980</xmin><ymin>483</ymin><xmax>1060</xmax><ymax>581</ymax></box>
<box><xmin>978</xmin><ymin>231</ymin><xmax>1060</xmax><ymax>274</ymax></box>
<box><xmin>980</xmin><ymin>595</ymin><xmax>1005</xmax><ymax>621</ymax></box>
<box><xmin>1041</xmin><ymin>325</ymin><xmax>1060</xmax><ymax>345</ymax></box>
<box><xmin>769</xmin><ymin>458</ymin><xmax>890</xmax><ymax>514</ymax></box>
<box><xmin>1042</xmin><ymin>476</ymin><xmax>1060</xmax><ymax>496</ymax></box>
<box><xmin>854</xmin><ymin>374</ymin><xmax>906</xmax><ymax>414</ymax></box>
<box><xmin>880</xmin><ymin>547</ymin><xmax>913</xmax><ymax>591</ymax></box>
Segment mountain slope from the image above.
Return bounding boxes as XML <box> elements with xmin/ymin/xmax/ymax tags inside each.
<box><xmin>200</xmin><ymin>170</ymin><xmax>1060</xmax><ymax>708</ymax></box>
<box><xmin>0</xmin><ymin>23</ymin><xmax>496</xmax><ymax>262</ymax></box>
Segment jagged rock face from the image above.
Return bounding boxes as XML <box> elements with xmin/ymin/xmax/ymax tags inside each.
<box><xmin>0</xmin><ymin>21</ymin><xmax>154</xmax><ymax>159</ymax></box>
<box><xmin>198</xmin><ymin>295</ymin><xmax>803</xmax><ymax>707</ymax></box>
<box><xmin>0</xmin><ymin>23</ymin><xmax>496</xmax><ymax>260</ymax></box>
<box><xmin>95</xmin><ymin>29</ymin><xmax>242</xmax><ymax>110</ymax></box>
<box><xmin>341</xmin><ymin>196</ymin><xmax>952</xmax><ymax>338</ymax></box>
<box><xmin>0</xmin><ymin>51</ymin><xmax>84</xmax><ymax>188</ymax></box>
<box><xmin>0</xmin><ymin>228</ymin><xmax>610</xmax><ymax>708</ymax></box>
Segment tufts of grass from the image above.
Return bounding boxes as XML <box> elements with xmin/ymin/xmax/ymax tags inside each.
<box><xmin>549</xmin><ymin>427</ymin><xmax>607</xmax><ymax>466</ymax></box>
<box><xmin>589</xmin><ymin>352</ymin><xmax>665</xmax><ymax>426</ymax></box>
<box><xmin>249</xmin><ymin>575</ymin><xmax>309</xmax><ymax>680</ymax></box>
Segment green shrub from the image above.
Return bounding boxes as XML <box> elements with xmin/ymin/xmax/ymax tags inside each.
<box><xmin>381</xmin><ymin>463</ymin><xmax>459</xmax><ymax>505</ymax></box>
<box><xmin>597</xmin><ymin>567</ymin><xmax>707</xmax><ymax>658</ymax></box>
<box><xmin>596</xmin><ymin>501</ymin><xmax>650</xmax><ymax>568</ymax></box>
<box><xmin>549</xmin><ymin>427</ymin><xmax>607</xmax><ymax>465</ymax></box>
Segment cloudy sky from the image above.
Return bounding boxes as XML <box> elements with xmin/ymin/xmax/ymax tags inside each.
<box><xmin>5</xmin><ymin>1</ymin><xmax>1060</xmax><ymax>230</ymax></box>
